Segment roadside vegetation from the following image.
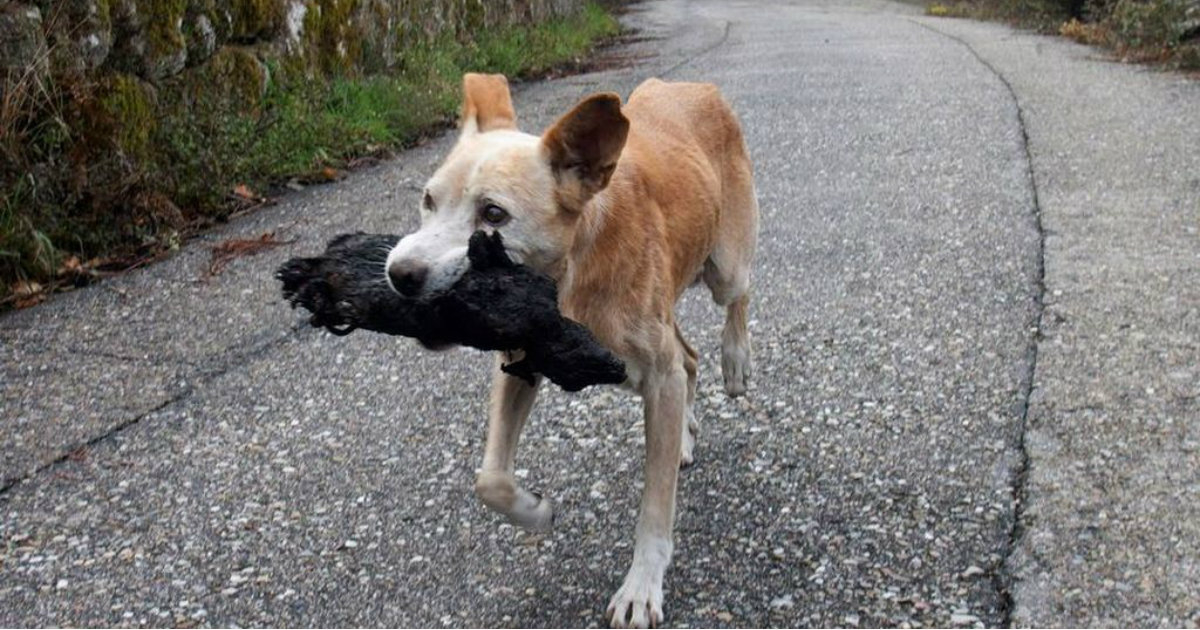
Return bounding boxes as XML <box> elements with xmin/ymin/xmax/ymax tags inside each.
<box><xmin>925</xmin><ymin>0</ymin><xmax>1200</xmax><ymax>68</ymax></box>
<box><xmin>0</xmin><ymin>3</ymin><xmax>619</xmax><ymax>308</ymax></box>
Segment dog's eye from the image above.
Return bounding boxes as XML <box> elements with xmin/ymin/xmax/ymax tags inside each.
<box><xmin>480</xmin><ymin>203</ymin><xmax>509</xmax><ymax>226</ymax></box>
<box><xmin>422</xmin><ymin>191</ymin><xmax>436</xmax><ymax>213</ymax></box>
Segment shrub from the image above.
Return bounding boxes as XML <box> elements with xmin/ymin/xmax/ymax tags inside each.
<box><xmin>926</xmin><ymin>0</ymin><xmax>1199</xmax><ymax>67</ymax></box>
<box><xmin>1109</xmin><ymin>0</ymin><xmax>1192</xmax><ymax>49</ymax></box>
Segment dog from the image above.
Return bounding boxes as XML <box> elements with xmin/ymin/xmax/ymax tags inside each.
<box><xmin>385</xmin><ymin>73</ymin><xmax>758</xmax><ymax>628</ymax></box>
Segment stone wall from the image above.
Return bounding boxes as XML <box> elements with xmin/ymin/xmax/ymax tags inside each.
<box><xmin>0</xmin><ymin>0</ymin><xmax>598</xmax><ymax>298</ymax></box>
<box><xmin>2</xmin><ymin>1</ymin><xmax>585</xmax><ymax>85</ymax></box>
<box><xmin>0</xmin><ymin>0</ymin><xmax>590</xmax><ymax>192</ymax></box>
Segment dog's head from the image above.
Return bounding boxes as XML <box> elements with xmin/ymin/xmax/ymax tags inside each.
<box><xmin>385</xmin><ymin>73</ymin><xmax>629</xmax><ymax>297</ymax></box>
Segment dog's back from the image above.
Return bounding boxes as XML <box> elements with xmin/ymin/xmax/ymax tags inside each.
<box><xmin>562</xmin><ymin>79</ymin><xmax>758</xmax><ymax>377</ymax></box>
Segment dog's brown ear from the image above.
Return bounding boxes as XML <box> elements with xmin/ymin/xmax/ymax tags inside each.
<box><xmin>461</xmin><ymin>73</ymin><xmax>517</xmax><ymax>134</ymax></box>
<box><xmin>541</xmin><ymin>93</ymin><xmax>629</xmax><ymax>208</ymax></box>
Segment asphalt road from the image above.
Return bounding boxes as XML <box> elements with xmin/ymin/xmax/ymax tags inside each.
<box><xmin>2</xmin><ymin>1</ymin><xmax>1197</xmax><ymax>627</ymax></box>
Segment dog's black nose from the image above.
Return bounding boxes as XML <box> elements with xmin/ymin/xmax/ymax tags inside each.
<box><xmin>387</xmin><ymin>259</ymin><xmax>429</xmax><ymax>297</ymax></box>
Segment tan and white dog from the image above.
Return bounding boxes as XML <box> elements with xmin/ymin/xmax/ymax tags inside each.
<box><xmin>386</xmin><ymin>73</ymin><xmax>758</xmax><ymax>628</ymax></box>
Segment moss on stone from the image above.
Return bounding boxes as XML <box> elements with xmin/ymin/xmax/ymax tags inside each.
<box><xmin>230</xmin><ymin>0</ymin><xmax>284</xmax><ymax>41</ymax></box>
<box><xmin>460</xmin><ymin>0</ymin><xmax>486</xmax><ymax>35</ymax></box>
<box><xmin>180</xmin><ymin>0</ymin><xmax>222</xmax><ymax>65</ymax></box>
<box><xmin>96</xmin><ymin>73</ymin><xmax>157</xmax><ymax>158</ymax></box>
<box><xmin>87</xmin><ymin>0</ymin><xmax>114</xmax><ymax>36</ymax></box>
<box><xmin>188</xmin><ymin>45</ymin><xmax>269</xmax><ymax>110</ymax></box>
<box><xmin>138</xmin><ymin>0</ymin><xmax>185</xmax><ymax>54</ymax></box>
<box><xmin>134</xmin><ymin>0</ymin><xmax>187</xmax><ymax>78</ymax></box>
<box><xmin>302</xmin><ymin>0</ymin><xmax>362</xmax><ymax>74</ymax></box>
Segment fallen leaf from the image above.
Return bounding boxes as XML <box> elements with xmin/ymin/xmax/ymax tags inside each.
<box><xmin>206</xmin><ymin>231</ymin><xmax>294</xmax><ymax>277</ymax></box>
<box><xmin>12</xmin><ymin>280</ymin><xmax>42</xmax><ymax>297</ymax></box>
<box><xmin>9</xmin><ymin>280</ymin><xmax>47</xmax><ymax>308</ymax></box>
<box><xmin>233</xmin><ymin>184</ymin><xmax>262</xmax><ymax>201</ymax></box>
<box><xmin>58</xmin><ymin>256</ymin><xmax>83</xmax><ymax>276</ymax></box>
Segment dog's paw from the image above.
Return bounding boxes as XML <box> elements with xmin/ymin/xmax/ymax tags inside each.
<box><xmin>475</xmin><ymin>473</ymin><xmax>555</xmax><ymax>532</ymax></box>
<box><xmin>721</xmin><ymin>328</ymin><xmax>751</xmax><ymax>397</ymax></box>
<box><xmin>606</xmin><ymin>575</ymin><xmax>664</xmax><ymax>628</ymax></box>
<box><xmin>721</xmin><ymin>353</ymin><xmax>750</xmax><ymax>397</ymax></box>
<box><xmin>680</xmin><ymin>412</ymin><xmax>699</xmax><ymax>469</ymax></box>
<box><xmin>511</xmin><ymin>491</ymin><xmax>555</xmax><ymax>532</ymax></box>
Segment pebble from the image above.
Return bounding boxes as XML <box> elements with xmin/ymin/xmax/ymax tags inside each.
<box><xmin>770</xmin><ymin>594</ymin><xmax>794</xmax><ymax>610</ymax></box>
<box><xmin>961</xmin><ymin>565</ymin><xmax>985</xmax><ymax>578</ymax></box>
<box><xmin>951</xmin><ymin>612</ymin><xmax>980</xmax><ymax>626</ymax></box>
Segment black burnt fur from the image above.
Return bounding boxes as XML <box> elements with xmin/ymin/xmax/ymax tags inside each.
<box><xmin>276</xmin><ymin>230</ymin><xmax>626</xmax><ymax>392</ymax></box>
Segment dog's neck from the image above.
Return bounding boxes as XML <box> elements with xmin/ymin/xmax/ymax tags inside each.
<box><xmin>555</xmin><ymin>171</ymin><xmax>671</xmax><ymax>357</ymax></box>
<box><xmin>558</xmin><ymin>185</ymin><xmax>618</xmax><ymax>294</ymax></box>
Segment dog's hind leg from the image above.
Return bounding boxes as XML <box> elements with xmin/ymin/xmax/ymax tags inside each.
<box><xmin>720</xmin><ymin>294</ymin><xmax>751</xmax><ymax>397</ymax></box>
<box><xmin>474</xmin><ymin>353</ymin><xmax>554</xmax><ymax>531</ymax></box>
<box><xmin>703</xmin><ymin>207</ymin><xmax>756</xmax><ymax>397</ymax></box>
<box><xmin>674</xmin><ymin>324</ymin><xmax>700</xmax><ymax>468</ymax></box>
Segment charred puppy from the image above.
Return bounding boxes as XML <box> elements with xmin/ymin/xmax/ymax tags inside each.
<box><xmin>278</xmin><ymin>230</ymin><xmax>626</xmax><ymax>392</ymax></box>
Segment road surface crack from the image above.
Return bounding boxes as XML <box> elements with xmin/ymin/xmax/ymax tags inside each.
<box><xmin>0</xmin><ymin>393</ymin><xmax>190</xmax><ymax>494</ymax></box>
<box><xmin>0</xmin><ymin>327</ymin><xmax>305</xmax><ymax>497</ymax></box>
<box><xmin>661</xmin><ymin>19</ymin><xmax>732</xmax><ymax>78</ymax></box>
<box><xmin>905</xmin><ymin>18</ymin><xmax>1048</xmax><ymax>626</ymax></box>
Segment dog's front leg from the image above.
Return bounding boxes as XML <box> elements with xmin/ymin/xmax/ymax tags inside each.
<box><xmin>607</xmin><ymin>354</ymin><xmax>687</xmax><ymax>628</ymax></box>
<box><xmin>474</xmin><ymin>353</ymin><xmax>554</xmax><ymax>531</ymax></box>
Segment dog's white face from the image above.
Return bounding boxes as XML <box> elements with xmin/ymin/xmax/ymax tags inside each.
<box><xmin>386</xmin><ymin>73</ymin><xmax>628</xmax><ymax>299</ymax></box>
<box><xmin>385</xmin><ymin>129</ymin><xmax>572</xmax><ymax>297</ymax></box>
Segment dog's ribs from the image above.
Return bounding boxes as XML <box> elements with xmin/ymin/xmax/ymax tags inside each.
<box><xmin>276</xmin><ymin>230</ymin><xmax>626</xmax><ymax>392</ymax></box>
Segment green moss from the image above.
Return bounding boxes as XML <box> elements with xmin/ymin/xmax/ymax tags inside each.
<box><xmin>95</xmin><ymin>0</ymin><xmax>113</xmax><ymax>28</ymax></box>
<box><xmin>357</xmin><ymin>0</ymin><xmax>395</xmax><ymax>73</ymax></box>
<box><xmin>231</xmin><ymin>0</ymin><xmax>284</xmax><ymax>40</ymax></box>
<box><xmin>196</xmin><ymin>46</ymin><xmax>269</xmax><ymax>109</ymax></box>
<box><xmin>139</xmin><ymin>0</ymin><xmax>187</xmax><ymax>57</ymax></box>
<box><xmin>303</xmin><ymin>0</ymin><xmax>363</xmax><ymax>74</ymax></box>
<box><xmin>461</xmin><ymin>0</ymin><xmax>486</xmax><ymax>34</ymax></box>
<box><xmin>300</xmin><ymin>1</ymin><xmax>321</xmax><ymax>57</ymax></box>
<box><xmin>98</xmin><ymin>73</ymin><xmax>157</xmax><ymax>157</ymax></box>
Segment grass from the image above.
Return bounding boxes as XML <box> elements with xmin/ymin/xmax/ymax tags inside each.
<box><xmin>0</xmin><ymin>177</ymin><xmax>59</xmax><ymax>302</ymax></box>
<box><xmin>0</xmin><ymin>2</ymin><xmax>620</xmax><ymax>308</ymax></box>
<box><xmin>924</xmin><ymin>0</ymin><xmax>1200</xmax><ymax>68</ymax></box>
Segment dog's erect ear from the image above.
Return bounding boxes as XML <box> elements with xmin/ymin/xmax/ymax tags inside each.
<box><xmin>541</xmin><ymin>93</ymin><xmax>630</xmax><ymax>208</ymax></box>
<box><xmin>460</xmin><ymin>73</ymin><xmax>517</xmax><ymax>134</ymax></box>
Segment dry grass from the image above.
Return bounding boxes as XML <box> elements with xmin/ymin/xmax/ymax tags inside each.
<box><xmin>1060</xmin><ymin>17</ymin><xmax>1113</xmax><ymax>45</ymax></box>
